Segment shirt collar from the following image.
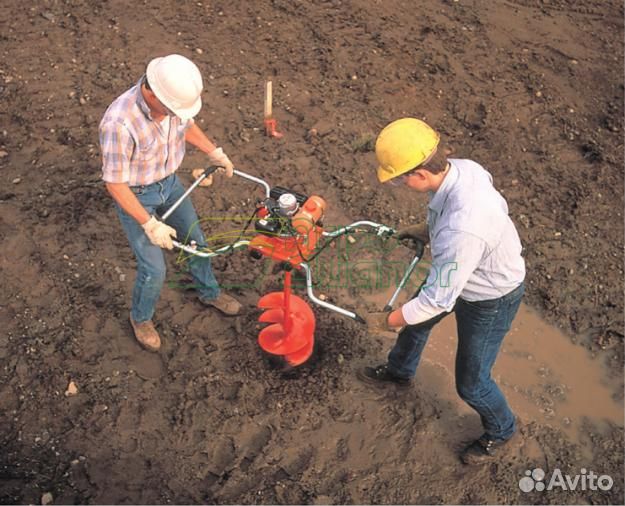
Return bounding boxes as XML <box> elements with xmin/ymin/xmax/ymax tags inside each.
<box><xmin>428</xmin><ymin>160</ymin><xmax>459</xmax><ymax>215</ymax></box>
<box><xmin>134</xmin><ymin>77</ymin><xmax>155</xmax><ymax>121</ymax></box>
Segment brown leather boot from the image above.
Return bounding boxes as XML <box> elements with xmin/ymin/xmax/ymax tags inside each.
<box><xmin>129</xmin><ymin>317</ymin><xmax>161</xmax><ymax>352</ymax></box>
<box><xmin>199</xmin><ymin>292</ymin><xmax>242</xmax><ymax>316</ymax></box>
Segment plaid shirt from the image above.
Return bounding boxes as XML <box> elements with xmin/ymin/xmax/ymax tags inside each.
<box><xmin>99</xmin><ymin>78</ymin><xmax>193</xmax><ymax>186</ymax></box>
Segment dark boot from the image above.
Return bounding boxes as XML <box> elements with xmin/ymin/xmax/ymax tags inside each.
<box><xmin>460</xmin><ymin>432</ymin><xmax>522</xmax><ymax>465</ymax></box>
<box><xmin>357</xmin><ymin>364</ymin><xmax>412</xmax><ymax>387</ymax></box>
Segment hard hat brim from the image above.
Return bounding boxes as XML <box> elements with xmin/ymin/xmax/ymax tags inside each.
<box><xmin>146</xmin><ymin>57</ymin><xmax>202</xmax><ymax>120</ymax></box>
<box><xmin>376</xmin><ymin>166</ymin><xmax>397</xmax><ymax>183</ymax></box>
<box><xmin>168</xmin><ymin>96</ymin><xmax>202</xmax><ymax>121</ymax></box>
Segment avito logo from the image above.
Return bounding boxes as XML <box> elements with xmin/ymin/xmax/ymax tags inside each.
<box><xmin>519</xmin><ymin>468</ymin><xmax>613</xmax><ymax>493</ymax></box>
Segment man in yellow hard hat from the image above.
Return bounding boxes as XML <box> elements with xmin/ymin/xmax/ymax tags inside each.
<box><xmin>361</xmin><ymin>118</ymin><xmax>526</xmax><ymax>465</ymax></box>
<box><xmin>99</xmin><ymin>54</ymin><xmax>242</xmax><ymax>352</ymax></box>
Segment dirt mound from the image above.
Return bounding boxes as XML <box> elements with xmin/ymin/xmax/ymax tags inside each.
<box><xmin>0</xmin><ymin>0</ymin><xmax>623</xmax><ymax>504</ymax></box>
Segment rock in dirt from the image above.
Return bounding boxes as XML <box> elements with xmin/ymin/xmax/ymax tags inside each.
<box><xmin>65</xmin><ymin>380</ymin><xmax>78</xmax><ymax>397</ymax></box>
<box><xmin>41</xmin><ymin>492</ymin><xmax>53</xmax><ymax>505</ymax></box>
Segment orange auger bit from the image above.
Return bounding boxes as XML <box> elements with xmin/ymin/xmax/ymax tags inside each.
<box><xmin>257</xmin><ymin>270</ymin><xmax>315</xmax><ymax>367</ymax></box>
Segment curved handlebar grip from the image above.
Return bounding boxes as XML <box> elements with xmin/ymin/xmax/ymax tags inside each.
<box><xmin>397</xmin><ymin>235</ymin><xmax>426</xmax><ymax>257</ymax></box>
<box><xmin>202</xmin><ymin>165</ymin><xmax>221</xmax><ymax>178</ymax></box>
<box><xmin>353</xmin><ymin>313</ymin><xmax>366</xmax><ymax>324</ymax></box>
<box><xmin>412</xmin><ymin>238</ymin><xmax>425</xmax><ymax>258</ymax></box>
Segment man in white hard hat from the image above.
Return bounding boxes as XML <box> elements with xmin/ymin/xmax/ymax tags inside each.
<box><xmin>361</xmin><ymin>118</ymin><xmax>526</xmax><ymax>465</ymax></box>
<box><xmin>99</xmin><ymin>54</ymin><xmax>242</xmax><ymax>352</ymax></box>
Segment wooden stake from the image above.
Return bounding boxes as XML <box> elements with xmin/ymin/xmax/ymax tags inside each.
<box><xmin>263</xmin><ymin>79</ymin><xmax>283</xmax><ymax>138</ymax></box>
<box><xmin>264</xmin><ymin>80</ymin><xmax>272</xmax><ymax>119</ymax></box>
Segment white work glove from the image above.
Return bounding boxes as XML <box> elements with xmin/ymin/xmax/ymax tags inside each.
<box><xmin>142</xmin><ymin>216</ymin><xmax>177</xmax><ymax>250</ymax></box>
<box><xmin>207</xmin><ymin>147</ymin><xmax>234</xmax><ymax>178</ymax></box>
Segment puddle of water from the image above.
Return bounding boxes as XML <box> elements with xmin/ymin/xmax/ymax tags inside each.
<box><xmin>422</xmin><ymin>306</ymin><xmax>623</xmax><ymax>437</ymax></box>
<box><xmin>356</xmin><ymin>285</ymin><xmax>624</xmax><ymax>443</ymax></box>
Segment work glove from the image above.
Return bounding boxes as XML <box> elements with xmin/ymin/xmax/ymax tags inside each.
<box><xmin>207</xmin><ymin>147</ymin><xmax>234</xmax><ymax>178</ymax></box>
<box><xmin>364</xmin><ymin>311</ymin><xmax>402</xmax><ymax>339</ymax></box>
<box><xmin>142</xmin><ymin>216</ymin><xmax>177</xmax><ymax>250</ymax></box>
<box><xmin>396</xmin><ymin>222</ymin><xmax>429</xmax><ymax>245</ymax></box>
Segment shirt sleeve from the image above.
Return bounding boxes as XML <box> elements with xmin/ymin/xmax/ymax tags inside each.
<box><xmin>401</xmin><ymin>228</ymin><xmax>487</xmax><ymax>325</ymax></box>
<box><xmin>99</xmin><ymin>120</ymin><xmax>134</xmax><ymax>183</ymax></box>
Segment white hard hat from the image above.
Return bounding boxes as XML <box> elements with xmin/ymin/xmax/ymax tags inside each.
<box><xmin>146</xmin><ymin>54</ymin><xmax>203</xmax><ymax>120</ymax></box>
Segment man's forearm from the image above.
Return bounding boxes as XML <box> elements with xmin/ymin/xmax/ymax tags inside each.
<box><xmin>186</xmin><ymin>124</ymin><xmax>235</xmax><ymax>176</ymax></box>
<box><xmin>185</xmin><ymin>123</ymin><xmax>217</xmax><ymax>154</ymax></box>
<box><xmin>105</xmin><ymin>182</ymin><xmax>151</xmax><ymax>225</ymax></box>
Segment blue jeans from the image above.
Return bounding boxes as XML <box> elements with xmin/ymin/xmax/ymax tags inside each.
<box><xmin>115</xmin><ymin>173</ymin><xmax>220</xmax><ymax>323</ymax></box>
<box><xmin>387</xmin><ymin>283</ymin><xmax>525</xmax><ymax>441</ymax></box>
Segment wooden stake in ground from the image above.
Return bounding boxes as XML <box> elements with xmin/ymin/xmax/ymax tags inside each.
<box><xmin>263</xmin><ymin>80</ymin><xmax>283</xmax><ymax>138</ymax></box>
<box><xmin>264</xmin><ymin>80</ymin><xmax>273</xmax><ymax>120</ymax></box>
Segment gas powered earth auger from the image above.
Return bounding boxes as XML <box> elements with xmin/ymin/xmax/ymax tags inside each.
<box><xmin>161</xmin><ymin>166</ymin><xmax>425</xmax><ymax>367</ymax></box>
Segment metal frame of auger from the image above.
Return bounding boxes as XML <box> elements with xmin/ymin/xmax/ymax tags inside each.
<box><xmin>161</xmin><ymin>166</ymin><xmax>425</xmax><ymax>323</ymax></box>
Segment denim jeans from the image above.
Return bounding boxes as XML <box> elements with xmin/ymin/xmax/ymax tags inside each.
<box><xmin>115</xmin><ymin>173</ymin><xmax>220</xmax><ymax>323</ymax></box>
<box><xmin>387</xmin><ymin>283</ymin><xmax>525</xmax><ymax>441</ymax></box>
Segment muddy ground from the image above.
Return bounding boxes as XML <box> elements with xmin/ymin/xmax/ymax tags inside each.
<box><xmin>0</xmin><ymin>0</ymin><xmax>623</xmax><ymax>504</ymax></box>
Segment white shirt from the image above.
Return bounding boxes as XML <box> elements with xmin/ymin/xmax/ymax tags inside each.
<box><xmin>401</xmin><ymin>159</ymin><xmax>526</xmax><ymax>325</ymax></box>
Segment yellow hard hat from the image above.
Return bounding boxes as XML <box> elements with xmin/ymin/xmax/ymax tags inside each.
<box><xmin>375</xmin><ymin>118</ymin><xmax>440</xmax><ymax>183</ymax></box>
